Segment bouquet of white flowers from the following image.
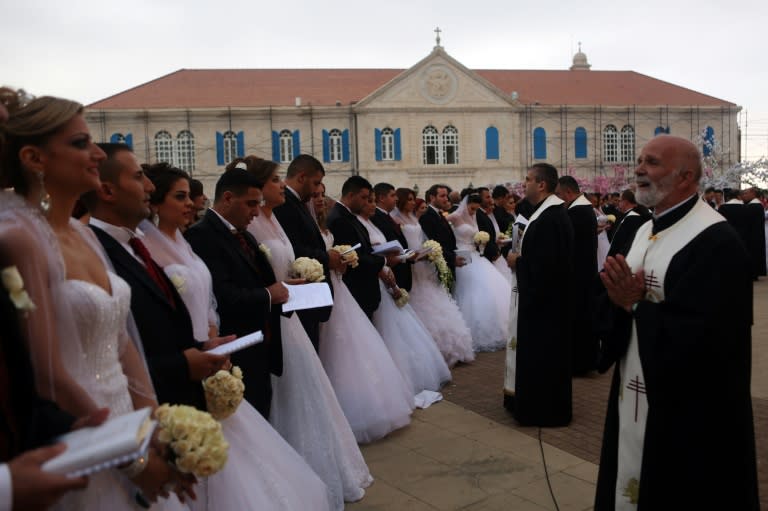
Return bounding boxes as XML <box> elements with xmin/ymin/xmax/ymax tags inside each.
<box><xmin>331</xmin><ymin>245</ymin><xmax>359</xmax><ymax>268</ymax></box>
<box><xmin>168</xmin><ymin>274</ymin><xmax>186</xmax><ymax>294</ymax></box>
<box><xmin>473</xmin><ymin>231</ymin><xmax>490</xmax><ymax>254</ymax></box>
<box><xmin>1</xmin><ymin>266</ymin><xmax>35</xmax><ymax>312</ymax></box>
<box><xmin>258</xmin><ymin>243</ymin><xmax>272</xmax><ymax>261</ymax></box>
<box><xmin>154</xmin><ymin>404</ymin><xmax>229</xmax><ymax>477</ymax></box>
<box><xmin>422</xmin><ymin>240</ymin><xmax>453</xmax><ymax>291</ymax></box>
<box><xmin>203</xmin><ymin>366</ymin><xmax>245</xmax><ymax>420</ymax></box>
<box><xmin>394</xmin><ymin>288</ymin><xmax>409</xmax><ymax>308</ymax></box>
<box><xmin>291</xmin><ymin>257</ymin><xmax>325</xmax><ymax>282</ymax></box>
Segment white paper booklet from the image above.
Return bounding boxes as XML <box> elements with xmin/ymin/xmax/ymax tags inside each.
<box><xmin>43</xmin><ymin>407</ymin><xmax>156</xmax><ymax>478</ymax></box>
<box><xmin>282</xmin><ymin>282</ymin><xmax>334</xmax><ymax>312</ymax></box>
<box><xmin>208</xmin><ymin>331</ymin><xmax>264</xmax><ymax>355</ymax></box>
<box><xmin>371</xmin><ymin>239</ymin><xmax>404</xmax><ymax>255</ymax></box>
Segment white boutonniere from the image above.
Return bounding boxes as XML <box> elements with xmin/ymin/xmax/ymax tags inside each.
<box><xmin>169</xmin><ymin>274</ymin><xmax>186</xmax><ymax>294</ymax></box>
<box><xmin>1</xmin><ymin>266</ymin><xmax>36</xmax><ymax>312</ymax></box>
<box><xmin>258</xmin><ymin>243</ymin><xmax>271</xmax><ymax>261</ymax></box>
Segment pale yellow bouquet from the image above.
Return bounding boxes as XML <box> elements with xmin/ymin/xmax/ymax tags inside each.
<box><xmin>203</xmin><ymin>366</ymin><xmax>245</xmax><ymax>420</ymax></box>
<box><xmin>1</xmin><ymin>265</ymin><xmax>35</xmax><ymax>312</ymax></box>
<box><xmin>291</xmin><ymin>257</ymin><xmax>325</xmax><ymax>282</ymax></box>
<box><xmin>473</xmin><ymin>231</ymin><xmax>490</xmax><ymax>245</ymax></box>
<box><xmin>422</xmin><ymin>240</ymin><xmax>453</xmax><ymax>291</ymax></box>
<box><xmin>331</xmin><ymin>245</ymin><xmax>360</xmax><ymax>268</ymax></box>
<box><xmin>394</xmin><ymin>288</ymin><xmax>409</xmax><ymax>308</ymax></box>
<box><xmin>154</xmin><ymin>404</ymin><xmax>229</xmax><ymax>477</ymax></box>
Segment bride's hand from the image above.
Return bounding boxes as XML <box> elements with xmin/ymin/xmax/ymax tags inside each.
<box><xmin>130</xmin><ymin>448</ymin><xmax>172</xmax><ymax>503</ymax></box>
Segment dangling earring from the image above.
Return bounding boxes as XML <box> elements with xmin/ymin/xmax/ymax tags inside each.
<box><xmin>37</xmin><ymin>171</ymin><xmax>51</xmax><ymax>213</ymax></box>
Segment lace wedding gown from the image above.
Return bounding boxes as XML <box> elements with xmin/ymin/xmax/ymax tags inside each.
<box><xmin>452</xmin><ymin>222</ymin><xmax>512</xmax><ymax>352</ymax></box>
<box><xmin>395</xmin><ymin>215</ymin><xmax>475</xmax><ymax>367</ymax></box>
<box><xmin>318</xmin><ymin>230</ymin><xmax>414</xmax><ymax>444</ymax></box>
<box><xmin>246</xmin><ymin>213</ymin><xmax>373</xmax><ymax>509</ymax></box>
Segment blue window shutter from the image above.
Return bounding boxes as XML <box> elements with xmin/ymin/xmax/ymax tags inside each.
<box><xmin>533</xmin><ymin>127</ymin><xmax>547</xmax><ymax>159</ymax></box>
<box><xmin>216</xmin><ymin>132</ymin><xmax>224</xmax><ymax>166</ymax></box>
<box><xmin>125</xmin><ymin>133</ymin><xmax>133</xmax><ymax>149</ymax></box>
<box><xmin>236</xmin><ymin>131</ymin><xmax>245</xmax><ymax>158</ymax></box>
<box><xmin>485</xmin><ymin>127</ymin><xmax>499</xmax><ymax>160</ymax></box>
<box><xmin>109</xmin><ymin>133</ymin><xmax>121</xmax><ymax>143</ymax></box>
<box><xmin>322</xmin><ymin>130</ymin><xmax>330</xmax><ymax>163</ymax></box>
<box><xmin>292</xmin><ymin>130</ymin><xmax>301</xmax><ymax>158</ymax></box>
<box><xmin>342</xmin><ymin>129</ymin><xmax>350</xmax><ymax>162</ymax></box>
<box><xmin>654</xmin><ymin>126</ymin><xmax>665</xmax><ymax>136</ymax></box>
<box><xmin>374</xmin><ymin>128</ymin><xmax>382</xmax><ymax>161</ymax></box>
<box><xmin>271</xmin><ymin>131</ymin><xmax>280</xmax><ymax>162</ymax></box>
<box><xmin>574</xmin><ymin>127</ymin><xmax>587</xmax><ymax>158</ymax></box>
<box><xmin>394</xmin><ymin>128</ymin><xmax>402</xmax><ymax>161</ymax></box>
<box><xmin>703</xmin><ymin>126</ymin><xmax>714</xmax><ymax>156</ymax></box>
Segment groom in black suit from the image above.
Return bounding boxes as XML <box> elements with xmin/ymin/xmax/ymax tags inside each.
<box><xmin>326</xmin><ymin>176</ymin><xmax>387</xmax><ymax>319</ymax></box>
<box><xmin>419</xmin><ymin>184</ymin><xmax>466</xmax><ymax>277</ymax></box>
<box><xmin>186</xmin><ymin>168</ymin><xmax>288</xmax><ymax>418</ymax></box>
<box><xmin>273</xmin><ymin>155</ymin><xmax>341</xmax><ymax>351</ymax></box>
<box><xmin>372</xmin><ymin>182</ymin><xmax>413</xmax><ymax>291</ymax></box>
<box><xmin>86</xmin><ymin>143</ymin><xmax>228</xmax><ymax>411</ymax></box>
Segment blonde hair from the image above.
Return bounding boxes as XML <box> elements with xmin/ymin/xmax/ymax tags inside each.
<box><xmin>0</xmin><ymin>89</ymin><xmax>83</xmax><ymax>193</ymax></box>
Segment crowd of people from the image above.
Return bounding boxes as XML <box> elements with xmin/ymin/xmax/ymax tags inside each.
<box><xmin>0</xmin><ymin>87</ymin><xmax>763</xmax><ymax>511</ymax></box>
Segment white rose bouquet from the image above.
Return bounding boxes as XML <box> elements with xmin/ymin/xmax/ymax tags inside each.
<box><xmin>422</xmin><ymin>240</ymin><xmax>453</xmax><ymax>292</ymax></box>
<box><xmin>1</xmin><ymin>266</ymin><xmax>36</xmax><ymax>312</ymax></box>
<box><xmin>203</xmin><ymin>366</ymin><xmax>245</xmax><ymax>420</ymax></box>
<box><xmin>154</xmin><ymin>404</ymin><xmax>229</xmax><ymax>477</ymax></box>
<box><xmin>291</xmin><ymin>257</ymin><xmax>325</xmax><ymax>282</ymax></box>
<box><xmin>331</xmin><ymin>245</ymin><xmax>359</xmax><ymax>268</ymax></box>
<box><xmin>168</xmin><ymin>274</ymin><xmax>186</xmax><ymax>294</ymax></box>
<box><xmin>394</xmin><ymin>288</ymin><xmax>409</xmax><ymax>308</ymax></box>
<box><xmin>258</xmin><ymin>243</ymin><xmax>271</xmax><ymax>261</ymax></box>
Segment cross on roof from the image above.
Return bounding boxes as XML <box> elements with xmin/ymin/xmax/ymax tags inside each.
<box><xmin>434</xmin><ymin>27</ymin><xmax>442</xmax><ymax>48</ymax></box>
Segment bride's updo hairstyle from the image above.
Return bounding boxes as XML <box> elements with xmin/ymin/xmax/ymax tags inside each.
<box><xmin>0</xmin><ymin>88</ymin><xmax>83</xmax><ymax>195</ymax></box>
<box><xmin>226</xmin><ymin>155</ymin><xmax>278</xmax><ymax>187</ymax></box>
<box><xmin>395</xmin><ymin>188</ymin><xmax>414</xmax><ymax>212</ymax></box>
<box><xmin>144</xmin><ymin>162</ymin><xmax>191</xmax><ymax>205</ymax></box>
<box><xmin>459</xmin><ymin>187</ymin><xmax>482</xmax><ymax>206</ymax></box>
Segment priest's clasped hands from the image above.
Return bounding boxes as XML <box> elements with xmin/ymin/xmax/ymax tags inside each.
<box><xmin>600</xmin><ymin>255</ymin><xmax>646</xmax><ymax>313</ymax></box>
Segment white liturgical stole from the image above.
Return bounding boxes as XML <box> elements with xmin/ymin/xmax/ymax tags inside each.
<box><xmin>568</xmin><ymin>194</ymin><xmax>592</xmax><ymax>210</ymax></box>
<box><xmin>615</xmin><ymin>199</ymin><xmax>723</xmax><ymax>509</ymax></box>
<box><xmin>518</xmin><ymin>194</ymin><xmax>564</xmax><ymax>253</ymax></box>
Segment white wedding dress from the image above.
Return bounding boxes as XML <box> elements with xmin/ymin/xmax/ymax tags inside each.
<box><xmin>246</xmin><ymin>213</ymin><xmax>373</xmax><ymax>509</ymax></box>
<box><xmin>451</xmin><ymin>212</ymin><xmax>512</xmax><ymax>352</ymax></box>
<box><xmin>393</xmin><ymin>211</ymin><xmax>475</xmax><ymax>367</ymax></box>
<box><xmin>357</xmin><ymin>215</ymin><xmax>451</xmax><ymax>398</ymax></box>
<box><xmin>318</xmin><ymin>230</ymin><xmax>414</xmax><ymax>444</ymax></box>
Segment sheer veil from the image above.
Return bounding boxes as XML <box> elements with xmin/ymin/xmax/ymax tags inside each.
<box><xmin>447</xmin><ymin>196</ymin><xmax>478</xmax><ymax>230</ymax></box>
<box><xmin>390</xmin><ymin>208</ymin><xmax>418</xmax><ymax>226</ymax></box>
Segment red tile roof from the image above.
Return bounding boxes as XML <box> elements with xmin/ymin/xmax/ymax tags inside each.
<box><xmin>88</xmin><ymin>68</ymin><xmax>735</xmax><ymax>109</ymax></box>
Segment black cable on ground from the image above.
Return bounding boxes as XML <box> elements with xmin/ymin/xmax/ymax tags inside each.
<box><xmin>538</xmin><ymin>427</ymin><xmax>560</xmax><ymax>511</ymax></box>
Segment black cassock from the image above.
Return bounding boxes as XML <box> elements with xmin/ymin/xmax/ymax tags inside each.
<box><xmin>595</xmin><ymin>197</ymin><xmax>758</xmax><ymax>510</ymax></box>
<box><xmin>566</xmin><ymin>200</ymin><xmax>598</xmax><ymax>375</ymax></box>
<box><xmin>511</xmin><ymin>199</ymin><xmax>574</xmax><ymax>426</ymax></box>
<box><xmin>606</xmin><ymin>207</ymin><xmax>651</xmax><ymax>258</ymax></box>
<box><xmin>745</xmin><ymin>202</ymin><xmax>767</xmax><ymax>277</ymax></box>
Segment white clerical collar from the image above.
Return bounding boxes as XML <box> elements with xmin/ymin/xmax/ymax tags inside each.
<box><xmin>569</xmin><ymin>194</ymin><xmax>592</xmax><ymax>209</ymax></box>
<box><xmin>725</xmin><ymin>198</ymin><xmax>743</xmax><ymax>205</ymax></box>
<box><xmin>89</xmin><ymin>216</ymin><xmax>144</xmax><ymax>244</ymax></box>
<box><xmin>653</xmin><ymin>193</ymin><xmax>698</xmax><ymax>220</ymax></box>
<box><xmin>209</xmin><ymin>207</ymin><xmax>237</xmax><ymax>232</ymax></box>
<box><xmin>749</xmin><ymin>198</ymin><xmax>761</xmax><ymax>205</ymax></box>
<box><xmin>285</xmin><ymin>185</ymin><xmax>301</xmax><ymax>201</ymax></box>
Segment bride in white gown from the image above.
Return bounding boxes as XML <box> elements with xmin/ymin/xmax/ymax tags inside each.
<box><xmin>241</xmin><ymin>158</ymin><xmax>372</xmax><ymax>508</ymax></box>
<box><xmin>448</xmin><ymin>193</ymin><xmax>512</xmax><ymax>352</ymax></box>
<box><xmin>356</xmin><ymin>194</ymin><xmax>451</xmax><ymax>399</ymax></box>
<box><xmin>311</xmin><ymin>186</ymin><xmax>414</xmax><ymax>444</ymax></box>
<box><xmin>390</xmin><ymin>189</ymin><xmax>475</xmax><ymax>367</ymax></box>
<box><xmin>139</xmin><ymin>162</ymin><xmax>334</xmax><ymax>511</ymax></box>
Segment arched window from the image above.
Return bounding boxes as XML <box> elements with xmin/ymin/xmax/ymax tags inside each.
<box><xmin>533</xmin><ymin>127</ymin><xmax>547</xmax><ymax>159</ymax></box>
<box><xmin>176</xmin><ymin>130</ymin><xmax>195</xmax><ymax>172</ymax></box>
<box><xmin>442</xmin><ymin>125</ymin><xmax>458</xmax><ymax>164</ymax></box>
<box><xmin>154</xmin><ymin>131</ymin><xmax>174</xmax><ymax>164</ymax></box>
<box><xmin>620</xmin><ymin>125</ymin><xmax>635</xmax><ymax>163</ymax></box>
<box><xmin>329</xmin><ymin>129</ymin><xmax>343</xmax><ymax>162</ymax></box>
<box><xmin>703</xmin><ymin>126</ymin><xmax>715</xmax><ymax>157</ymax></box>
<box><xmin>222</xmin><ymin>131</ymin><xmax>238</xmax><ymax>165</ymax></box>
<box><xmin>279</xmin><ymin>130</ymin><xmax>293</xmax><ymax>163</ymax></box>
<box><xmin>422</xmin><ymin>126</ymin><xmax>439</xmax><ymax>165</ymax></box>
<box><xmin>574</xmin><ymin>127</ymin><xmax>587</xmax><ymax>159</ymax></box>
<box><xmin>485</xmin><ymin>126</ymin><xmax>499</xmax><ymax>160</ymax></box>
<box><xmin>603</xmin><ymin>125</ymin><xmax>618</xmax><ymax>162</ymax></box>
<box><xmin>381</xmin><ymin>128</ymin><xmax>394</xmax><ymax>161</ymax></box>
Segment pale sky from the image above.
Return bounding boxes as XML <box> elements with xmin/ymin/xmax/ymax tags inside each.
<box><xmin>3</xmin><ymin>0</ymin><xmax>766</xmax><ymax>160</ymax></box>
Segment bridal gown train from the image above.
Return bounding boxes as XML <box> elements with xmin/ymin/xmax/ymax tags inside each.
<box><xmin>318</xmin><ymin>230</ymin><xmax>414</xmax><ymax>444</ymax></box>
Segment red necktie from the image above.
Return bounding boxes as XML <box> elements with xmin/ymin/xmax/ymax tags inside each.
<box><xmin>129</xmin><ymin>237</ymin><xmax>176</xmax><ymax>308</ymax></box>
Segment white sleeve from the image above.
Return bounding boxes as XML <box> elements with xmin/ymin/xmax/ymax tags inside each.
<box><xmin>0</xmin><ymin>463</ymin><xmax>12</xmax><ymax>511</ymax></box>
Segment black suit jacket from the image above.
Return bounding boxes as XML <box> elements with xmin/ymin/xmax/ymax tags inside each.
<box><xmin>476</xmin><ymin>209</ymin><xmax>500</xmax><ymax>261</ymax></box>
<box><xmin>91</xmin><ymin>225</ymin><xmax>207</xmax><ymax>411</ymax></box>
<box><xmin>326</xmin><ymin>202</ymin><xmax>384</xmax><ymax>317</ymax></box>
<box><xmin>493</xmin><ymin>207</ymin><xmax>515</xmax><ymax>237</ymax></box>
<box><xmin>370</xmin><ymin>208</ymin><xmax>412</xmax><ymax>291</ymax></box>
<box><xmin>419</xmin><ymin>206</ymin><xmax>458</xmax><ymax>275</ymax></box>
<box><xmin>185</xmin><ymin>210</ymin><xmax>283</xmax><ymax>416</ymax></box>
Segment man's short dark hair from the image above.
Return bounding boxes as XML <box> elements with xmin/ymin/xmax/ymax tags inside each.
<box><xmin>705</xmin><ymin>186</ymin><xmax>715</xmax><ymax>194</ymax></box>
<box><xmin>341</xmin><ymin>175</ymin><xmax>372</xmax><ymax>197</ymax></box>
<box><xmin>621</xmin><ymin>189</ymin><xmax>637</xmax><ymax>204</ymax></box>
<box><xmin>714</xmin><ymin>189</ymin><xmax>723</xmax><ymax>194</ymax></box>
<box><xmin>95</xmin><ymin>142</ymin><xmax>133</xmax><ymax>184</ymax></box>
<box><xmin>373</xmin><ymin>182</ymin><xmax>395</xmax><ymax>201</ymax></box>
<box><xmin>610</xmin><ymin>192</ymin><xmax>620</xmax><ymax>199</ymax></box>
<box><xmin>557</xmin><ymin>175</ymin><xmax>580</xmax><ymax>194</ymax></box>
<box><xmin>492</xmin><ymin>185</ymin><xmax>509</xmax><ymax>199</ymax></box>
<box><xmin>530</xmin><ymin>163</ymin><xmax>558</xmax><ymax>193</ymax></box>
<box><xmin>214</xmin><ymin>168</ymin><xmax>261</xmax><ymax>201</ymax></box>
<box><xmin>425</xmin><ymin>184</ymin><xmax>448</xmax><ymax>201</ymax></box>
<box><xmin>476</xmin><ymin>186</ymin><xmax>490</xmax><ymax>194</ymax></box>
<box><xmin>189</xmin><ymin>178</ymin><xmax>204</xmax><ymax>200</ymax></box>
<box><xmin>286</xmin><ymin>154</ymin><xmax>325</xmax><ymax>179</ymax></box>
<box><xmin>724</xmin><ymin>188</ymin><xmax>741</xmax><ymax>201</ymax></box>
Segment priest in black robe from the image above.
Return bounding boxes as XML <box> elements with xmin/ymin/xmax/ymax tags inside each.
<box><xmin>742</xmin><ymin>187</ymin><xmax>767</xmax><ymax>277</ymax></box>
<box><xmin>556</xmin><ymin>175</ymin><xmax>598</xmax><ymax>375</ymax></box>
<box><xmin>506</xmin><ymin>163</ymin><xmax>573</xmax><ymax>426</ymax></box>
<box><xmin>595</xmin><ymin>135</ymin><xmax>758</xmax><ymax>510</ymax></box>
<box><xmin>606</xmin><ymin>190</ymin><xmax>651</xmax><ymax>258</ymax></box>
